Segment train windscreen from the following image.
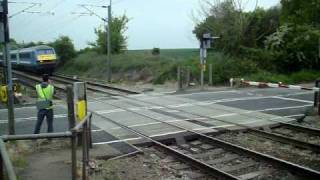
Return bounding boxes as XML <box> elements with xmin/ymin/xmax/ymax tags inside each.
<box><xmin>37</xmin><ymin>49</ymin><xmax>55</xmax><ymax>55</ymax></box>
<box><xmin>37</xmin><ymin>49</ymin><xmax>56</xmax><ymax>62</ymax></box>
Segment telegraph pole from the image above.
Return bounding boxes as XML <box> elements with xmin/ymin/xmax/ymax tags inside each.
<box><xmin>107</xmin><ymin>0</ymin><xmax>112</xmax><ymax>82</ymax></box>
<box><xmin>1</xmin><ymin>0</ymin><xmax>15</xmax><ymax>135</ymax></box>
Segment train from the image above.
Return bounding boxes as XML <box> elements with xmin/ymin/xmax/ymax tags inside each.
<box><xmin>0</xmin><ymin>45</ymin><xmax>57</xmax><ymax>74</ymax></box>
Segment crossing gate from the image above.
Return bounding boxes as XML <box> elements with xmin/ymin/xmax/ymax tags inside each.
<box><xmin>237</xmin><ymin>79</ymin><xmax>320</xmax><ymax>91</ymax></box>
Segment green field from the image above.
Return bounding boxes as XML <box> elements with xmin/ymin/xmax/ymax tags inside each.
<box><xmin>126</xmin><ymin>48</ymin><xmax>199</xmax><ymax>60</ymax></box>
<box><xmin>58</xmin><ymin>49</ymin><xmax>200</xmax><ymax>84</ymax></box>
<box><xmin>58</xmin><ymin>48</ymin><xmax>319</xmax><ymax>85</ymax></box>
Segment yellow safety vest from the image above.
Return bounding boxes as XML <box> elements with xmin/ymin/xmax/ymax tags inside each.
<box><xmin>36</xmin><ymin>84</ymin><xmax>54</xmax><ymax>109</ymax></box>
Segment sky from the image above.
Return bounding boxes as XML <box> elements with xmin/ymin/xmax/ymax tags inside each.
<box><xmin>9</xmin><ymin>0</ymin><xmax>280</xmax><ymax>50</ymax></box>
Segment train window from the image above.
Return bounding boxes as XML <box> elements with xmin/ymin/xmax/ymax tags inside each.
<box><xmin>37</xmin><ymin>49</ymin><xmax>54</xmax><ymax>55</ymax></box>
<box><xmin>11</xmin><ymin>54</ymin><xmax>17</xmax><ymax>60</ymax></box>
<box><xmin>19</xmin><ymin>53</ymin><xmax>31</xmax><ymax>59</ymax></box>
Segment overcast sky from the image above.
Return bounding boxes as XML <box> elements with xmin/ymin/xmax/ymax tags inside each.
<box><xmin>9</xmin><ymin>0</ymin><xmax>280</xmax><ymax>50</ymax></box>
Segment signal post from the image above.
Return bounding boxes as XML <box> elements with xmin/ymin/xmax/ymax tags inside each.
<box><xmin>1</xmin><ymin>0</ymin><xmax>15</xmax><ymax>135</ymax></box>
<box><xmin>199</xmin><ymin>33</ymin><xmax>219</xmax><ymax>89</ymax></box>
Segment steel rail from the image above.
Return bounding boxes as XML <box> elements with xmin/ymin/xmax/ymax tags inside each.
<box><xmin>50</xmin><ymin>75</ymin><xmax>122</xmax><ymax>96</ymax></box>
<box><xmin>121</xmin><ymin>94</ymin><xmax>320</xmax><ymax>153</ymax></box>
<box><xmin>11</xmin><ymin>69</ymin><xmax>320</xmax><ymax>178</ymax></box>
<box><xmin>93</xmin><ymin>113</ymin><xmax>239</xmax><ymax>180</ymax></box>
<box><xmin>53</xmin><ymin>74</ymin><xmax>139</xmax><ymax>95</ymax></box>
<box><xmin>93</xmin><ymin>101</ymin><xmax>320</xmax><ymax>179</ymax></box>
<box><xmin>275</xmin><ymin>122</ymin><xmax>320</xmax><ymax>136</ymax></box>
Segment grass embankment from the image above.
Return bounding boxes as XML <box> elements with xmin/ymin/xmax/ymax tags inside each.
<box><xmin>58</xmin><ymin>49</ymin><xmax>320</xmax><ymax>85</ymax></box>
<box><xmin>58</xmin><ymin>49</ymin><xmax>198</xmax><ymax>84</ymax></box>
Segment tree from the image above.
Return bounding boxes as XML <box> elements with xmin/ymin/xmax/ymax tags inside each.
<box><xmin>193</xmin><ymin>1</ymin><xmax>281</xmax><ymax>54</ymax></box>
<box><xmin>193</xmin><ymin>0</ymin><xmax>246</xmax><ymax>54</ymax></box>
<box><xmin>90</xmin><ymin>14</ymin><xmax>129</xmax><ymax>54</ymax></box>
<box><xmin>242</xmin><ymin>7</ymin><xmax>280</xmax><ymax>48</ymax></box>
<box><xmin>152</xmin><ymin>48</ymin><xmax>160</xmax><ymax>55</ymax></box>
<box><xmin>281</xmin><ymin>0</ymin><xmax>320</xmax><ymax>27</ymax></box>
<box><xmin>49</xmin><ymin>36</ymin><xmax>76</xmax><ymax>67</ymax></box>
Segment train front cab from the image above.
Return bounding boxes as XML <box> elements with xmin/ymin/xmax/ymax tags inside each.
<box><xmin>35</xmin><ymin>48</ymin><xmax>57</xmax><ymax>74</ymax></box>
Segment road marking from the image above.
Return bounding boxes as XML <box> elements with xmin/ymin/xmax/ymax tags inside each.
<box><xmin>273</xmin><ymin>96</ymin><xmax>313</xmax><ymax>104</ymax></box>
<box><xmin>0</xmin><ymin>105</ymin><xmax>66</xmax><ymax>112</ymax></box>
<box><xmin>258</xmin><ymin>104</ymin><xmax>311</xmax><ymax>112</ymax></box>
<box><xmin>165</xmin><ymin>110</ymin><xmax>180</xmax><ymax>113</ymax></box>
<box><xmin>0</xmin><ymin>114</ymin><xmax>67</xmax><ymax>123</ymax></box>
<box><xmin>193</xmin><ymin>124</ymin><xmax>234</xmax><ymax>131</ymax></box>
<box><xmin>93</xmin><ymin>137</ymin><xmax>142</xmax><ymax>145</ymax></box>
<box><xmin>174</xmin><ymin>90</ymin><xmax>237</xmax><ymax>96</ymax></box>
<box><xmin>149</xmin><ymin>130</ymin><xmax>187</xmax><ymax>137</ymax></box>
<box><xmin>99</xmin><ymin>104</ymin><xmax>310</xmax><ymax>131</ymax></box>
<box><xmin>96</xmin><ymin>109</ymin><xmax>126</xmax><ymax>114</ymax></box>
<box><xmin>89</xmin><ymin>93</ymin><xmax>313</xmax><ymax>115</ymax></box>
<box><xmin>168</xmin><ymin>103</ymin><xmax>193</xmax><ymax>108</ymax></box>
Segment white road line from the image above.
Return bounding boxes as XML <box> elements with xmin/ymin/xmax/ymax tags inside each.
<box><xmin>273</xmin><ymin>96</ymin><xmax>313</xmax><ymax>104</ymax></box>
<box><xmin>0</xmin><ymin>105</ymin><xmax>66</xmax><ymax>112</ymax></box>
<box><xmin>270</xmin><ymin>114</ymin><xmax>305</xmax><ymax>120</ymax></box>
<box><xmin>89</xmin><ymin>93</ymin><xmax>313</xmax><ymax>115</ymax></box>
<box><xmin>96</xmin><ymin>109</ymin><xmax>126</xmax><ymax>114</ymax></box>
<box><xmin>93</xmin><ymin>137</ymin><xmax>142</xmax><ymax>145</ymax></box>
<box><xmin>174</xmin><ymin>90</ymin><xmax>237</xmax><ymax>96</ymax></box>
<box><xmin>258</xmin><ymin>104</ymin><xmax>311</xmax><ymax>112</ymax></box>
<box><xmin>168</xmin><ymin>103</ymin><xmax>193</xmax><ymax>108</ymax></box>
<box><xmin>0</xmin><ymin>114</ymin><xmax>67</xmax><ymax>123</ymax></box>
<box><xmin>93</xmin><ymin>113</ymin><xmax>305</xmax><ymax>144</ymax></box>
<box><xmin>99</xmin><ymin>104</ymin><xmax>309</xmax><ymax>131</ymax></box>
<box><xmin>165</xmin><ymin>110</ymin><xmax>180</xmax><ymax>113</ymax></box>
<box><xmin>193</xmin><ymin>124</ymin><xmax>234</xmax><ymax>131</ymax></box>
<box><xmin>93</xmin><ymin>130</ymin><xmax>189</xmax><ymax>145</ymax></box>
<box><xmin>149</xmin><ymin>130</ymin><xmax>187</xmax><ymax>137</ymax></box>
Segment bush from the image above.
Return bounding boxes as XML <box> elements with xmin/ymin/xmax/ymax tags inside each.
<box><xmin>239</xmin><ymin>47</ymin><xmax>277</xmax><ymax>71</ymax></box>
<box><xmin>265</xmin><ymin>25</ymin><xmax>320</xmax><ymax>72</ymax></box>
<box><xmin>152</xmin><ymin>48</ymin><xmax>160</xmax><ymax>55</ymax></box>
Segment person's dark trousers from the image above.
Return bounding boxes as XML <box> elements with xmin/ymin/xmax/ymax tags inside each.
<box><xmin>34</xmin><ymin>109</ymin><xmax>54</xmax><ymax>134</ymax></box>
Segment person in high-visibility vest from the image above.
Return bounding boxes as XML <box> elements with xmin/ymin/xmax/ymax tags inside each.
<box><xmin>34</xmin><ymin>74</ymin><xmax>55</xmax><ymax>134</ymax></box>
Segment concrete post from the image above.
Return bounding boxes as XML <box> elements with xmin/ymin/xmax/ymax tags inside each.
<box><xmin>67</xmin><ymin>85</ymin><xmax>75</xmax><ymax>129</ymax></box>
<box><xmin>0</xmin><ymin>153</ymin><xmax>3</xmax><ymax>180</ymax></box>
<box><xmin>186</xmin><ymin>67</ymin><xmax>191</xmax><ymax>87</ymax></box>
<box><xmin>107</xmin><ymin>2</ymin><xmax>112</xmax><ymax>83</ymax></box>
<box><xmin>209</xmin><ymin>64</ymin><xmax>213</xmax><ymax>86</ymax></box>
<box><xmin>82</xmin><ymin>122</ymin><xmax>88</xmax><ymax>180</ymax></box>
<box><xmin>314</xmin><ymin>80</ymin><xmax>320</xmax><ymax>107</ymax></box>
<box><xmin>318</xmin><ymin>87</ymin><xmax>320</xmax><ymax>116</ymax></box>
<box><xmin>67</xmin><ymin>85</ymin><xmax>77</xmax><ymax>180</ymax></box>
<box><xmin>200</xmin><ymin>48</ymin><xmax>205</xmax><ymax>89</ymax></box>
<box><xmin>71</xmin><ymin>132</ymin><xmax>77</xmax><ymax>180</ymax></box>
<box><xmin>177</xmin><ymin>66</ymin><xmax>182</xmax><ymax>91</ymax></box>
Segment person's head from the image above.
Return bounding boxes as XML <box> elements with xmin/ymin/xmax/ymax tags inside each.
<box><xmin>42</xmin><ymin>74</ymin><xmax>49</xmax><ymax>82</ymax></box>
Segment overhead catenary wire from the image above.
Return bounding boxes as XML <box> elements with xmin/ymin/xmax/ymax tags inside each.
<box><xmin>10</xmin><ymin>0</ymin><xmax>114</xmax><ymax>47</ymax></box>
<box><xmin>9</xmin><ymin>2</ymin><xmax>42</xmax><ymax>18</ymax></box>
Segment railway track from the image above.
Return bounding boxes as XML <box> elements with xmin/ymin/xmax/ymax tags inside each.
<box><xmin>12</xmin><ymin>71</ymin><xmax>139</xmax><ymax>98</ymax></box>
<box><xmin>121</xmin><ymin>94</ymin><xmax>320</xmax><ymax>154</ymax></box>
<box><xmin>12</xmin><ymin>70</ymin><xmax>320</xmax><ymax>179</ymax></box>
<box><xmin>52</xmin><ymin>74</ymin><xmax>139</xmax><ymax>96</ymax></box>
<box><xmin>92</xmin><ymin>93</ymin><xmax>320</xmax><ymax>172</ymax></box>
<box><xmin>95</xmin><ymin>112</ymin><xmax>320</xmax><ymax>180</ymax></box>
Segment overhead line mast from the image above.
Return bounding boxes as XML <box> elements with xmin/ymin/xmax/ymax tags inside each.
<box><xmin>79</xmin><ymin>0</ymin><xmax>113</xmax><ymax>82</ymax></box>
<box><xmin>1</xmin><ymin>0</ymin><xmax>15</xmax><ymax>134</ymax></box>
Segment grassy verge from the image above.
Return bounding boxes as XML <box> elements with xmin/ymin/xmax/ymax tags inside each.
<box><xmin>58</xmin><ymin>49</ymin><xmax>320</xmax><ymax>85</ymax></box>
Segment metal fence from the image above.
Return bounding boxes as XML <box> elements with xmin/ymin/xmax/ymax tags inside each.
<box><xmin>0</xmin><ymin>112</ymin><xmax>93</xmax><ymax>180</ymax></box>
